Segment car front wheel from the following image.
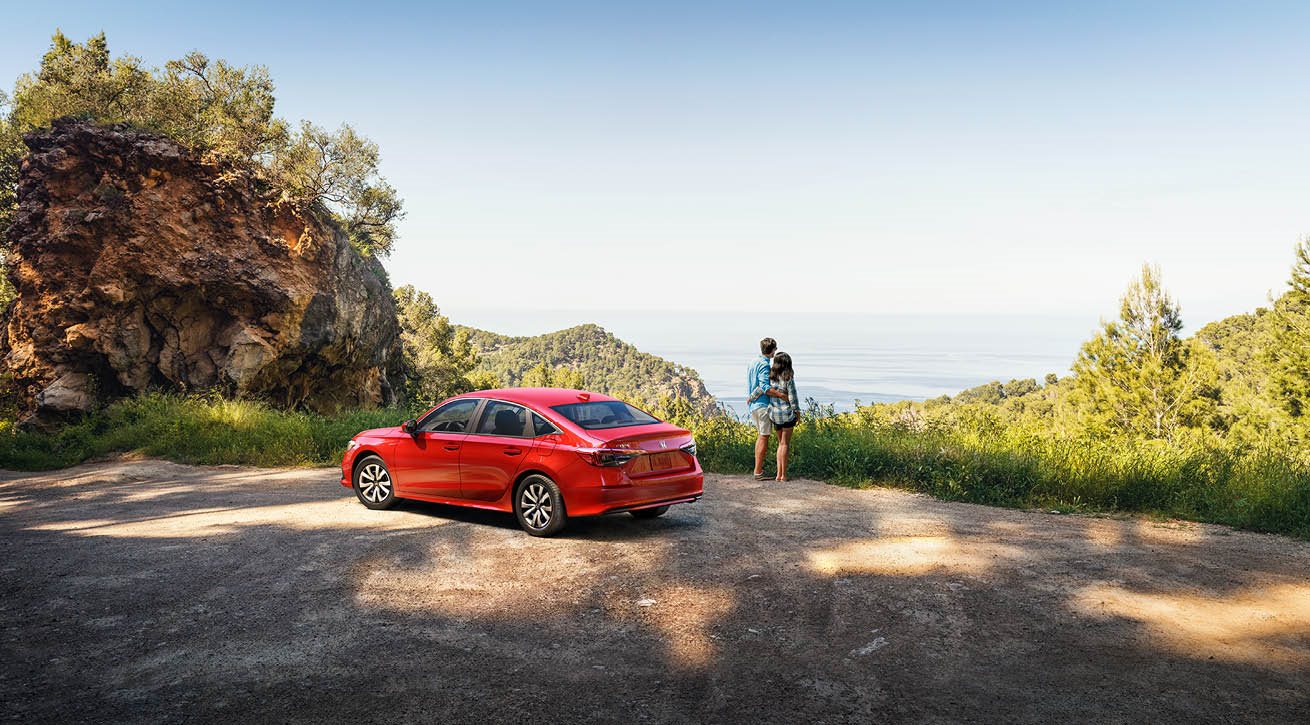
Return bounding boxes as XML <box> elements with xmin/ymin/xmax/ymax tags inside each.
<box><xmin>515</xmin><ymin>474</ymin><xmax>567</xmax><ymax>537</ymax></box>
<box><xmin>353</xmin><ymin>455</ymin><xmax>397</xmax><ymax>510</ymax></box>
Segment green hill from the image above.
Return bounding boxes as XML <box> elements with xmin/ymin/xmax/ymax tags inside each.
<box><xmin>458</xmin><ymin>323</ymin><xmax>720</xmax><ymax>418</ymax></box>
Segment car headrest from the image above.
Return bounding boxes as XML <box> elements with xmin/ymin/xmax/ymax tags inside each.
<box><xmin>494</xmin><ymin>409</ymin><xmax>523</xmax><ymax>436</ymax></box>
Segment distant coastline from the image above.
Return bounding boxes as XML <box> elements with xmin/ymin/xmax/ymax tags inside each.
<box><xmin>443</xmin><ymin>310</ymin><xmax>1095</xmax><ymax>412</ymax></box>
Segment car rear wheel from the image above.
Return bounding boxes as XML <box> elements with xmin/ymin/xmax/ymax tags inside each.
<box><xmin>515</xmin><ymin>474</ymin><xmax>567</xmax><ymax>537</ymax></box>
<box><xmin>630</xmin><ymin>505</ymin><xmax>670</xmax><ymax>519</ymax></box>
<box><xmin>354</xmin><ymin>456</ymin><xmax>397</xmax><ymax>510</ymax></box>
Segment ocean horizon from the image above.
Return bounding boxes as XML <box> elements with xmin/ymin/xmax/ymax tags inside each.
<box><xmin>451</xmin><ymin>310</ymin><xmax>1106</xmax><ymax>413</ymax></box>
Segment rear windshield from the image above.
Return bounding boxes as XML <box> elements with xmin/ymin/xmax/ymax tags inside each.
<box><xmin>551</xmin><ymin>401</ymin><xmax>659</xmax><ymax>430</ymax></box>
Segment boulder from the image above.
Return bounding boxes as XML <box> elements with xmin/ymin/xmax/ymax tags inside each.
<box><xmin>1</xmin><ymin>119</ymin><xmax>403</xmax><ymax>427</ymax></box>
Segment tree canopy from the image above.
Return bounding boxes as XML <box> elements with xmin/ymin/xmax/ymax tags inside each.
<box><xmin>393</xmin><ymin>285</ymin><xmax>492</xmax><ymax>409</ymax></box>
<box><xmin>1068</xmin><ymin>264</ymin><xmax>1211</xmax><ymax>439</ymax></box>
<box><xmin>1265</xmin><ymin>238</ymin><xmax>1310</xmax><ymax>420</ymax></box>
<box><xmin>1</xmin><ymin>31</ymin><xmax>401</xmax><ymax>257</ymax></box>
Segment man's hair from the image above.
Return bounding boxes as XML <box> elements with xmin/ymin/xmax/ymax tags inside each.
<box><xmin>760</xmin><ymin>337</ymin><xmax>777</xmax><ymax>356</ymax></box>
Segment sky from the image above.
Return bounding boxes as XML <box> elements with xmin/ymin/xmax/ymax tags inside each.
<box><xmin>3</xmin><ymin>1</ymin><xmax>1309</xmax><ymax>330</ymax></box>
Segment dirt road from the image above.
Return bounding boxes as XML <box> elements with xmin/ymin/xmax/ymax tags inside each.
<box><xmin>1</xmin><ymin>460</ymin><xmax>1307</xmax><ymax>723</ymax></box>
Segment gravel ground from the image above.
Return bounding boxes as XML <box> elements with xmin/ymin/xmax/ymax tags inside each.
<box><xmin>1</xmin><ymin>459</ymin><xmax>1307</xmax><ymax>723</ymax></box>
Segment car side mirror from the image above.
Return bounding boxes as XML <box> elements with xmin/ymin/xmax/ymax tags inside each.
<box><xmin>401</xmin><ymin>419</ymin><xmax>418</xmax><ymax>436</ymax></box>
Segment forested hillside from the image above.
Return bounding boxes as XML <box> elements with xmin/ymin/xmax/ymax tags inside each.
<box><xmin>460</xmin><ymin>323</ymin><xmax>720</xmax><ymax>417</ymax></box>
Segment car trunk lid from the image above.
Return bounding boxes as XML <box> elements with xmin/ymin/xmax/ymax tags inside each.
<box><xmin>591</xmin><ymin>424</ymin><xmax>695</xmax><ymax>477</ymax></box>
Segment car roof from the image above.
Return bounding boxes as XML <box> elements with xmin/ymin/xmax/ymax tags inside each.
<box><xmin>461</xmin><ymin>388</ymin><xmax>620</xmax><ymax>408</ymax></box>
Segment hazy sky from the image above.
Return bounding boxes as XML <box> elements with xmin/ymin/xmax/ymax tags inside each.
<box><xmin>4</xmin><ymin>1</ymin><xmax>1309</xmax><ymax>326</ymax></box>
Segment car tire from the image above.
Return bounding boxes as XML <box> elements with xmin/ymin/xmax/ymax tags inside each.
<box><xmin>514</xmin><ymin>474</ymin><xmax>567</xmax><ymax>537</ymax></box>
<box><xmin>630</xmin><ymin>505</ymin><xmax>670</xmax><ymax>519</ymax></box>
<box><xmin>353</xmin><ymin>455</ymin><xmax>398</xmax><ymax>510</ymax></box>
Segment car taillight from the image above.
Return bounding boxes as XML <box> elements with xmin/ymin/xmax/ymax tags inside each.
<box><xmin>681</xmin><ymin>440</ymin><xmax>697</xmax><ymax>458</ymax></box>
<box><xmin>576</xmin><ymin>448</ymin><xmax>642</xmax><ymax>467</ymax></box>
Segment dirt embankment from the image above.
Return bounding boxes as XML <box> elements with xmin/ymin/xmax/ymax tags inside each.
<box><xmin>1</xmin><ymin>461</ymin><xmax>1307</xmax><ymax>723</ymax></box>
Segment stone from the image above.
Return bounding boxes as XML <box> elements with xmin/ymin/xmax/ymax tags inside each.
<box><xmin>35</xmin><ymin>372</ymin><xmax>93</xmax><ymax>413</ymax></box>
<box><xmin>1</xmin><ymin>119</ymin><xmax>403</xmax><ymax>427</ymax></box>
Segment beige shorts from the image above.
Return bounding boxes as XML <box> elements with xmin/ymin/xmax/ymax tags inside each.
<box><xmin>750</xmin><ymin>407</ymin><xmax>774</xmax><ymax>436</ymax></box>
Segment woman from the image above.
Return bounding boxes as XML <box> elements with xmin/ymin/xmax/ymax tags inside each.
<box><xmin>764</xmin><ymin>351</ymin><xmax>800</xmax><ymax>481</ymax></box>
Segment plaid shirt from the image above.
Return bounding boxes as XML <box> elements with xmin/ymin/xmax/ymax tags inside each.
<box><xmin>767</xmin><ymin>378</ymin><xmax>800</xmax><ymax>424</ymax></box>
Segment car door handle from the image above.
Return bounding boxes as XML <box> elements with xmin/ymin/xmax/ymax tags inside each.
<box><xmin>444</xmin><ymin>444</ymin><xmax>461</xmax><ymax>451</ymax></box>
<box><xmin>503</xmin><ymin>448</ymin><xmax>522</xmax><ymax>456</ymax></box>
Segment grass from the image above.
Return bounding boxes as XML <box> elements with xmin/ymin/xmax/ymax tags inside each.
<box><xmin>1</xmin><ymin>393</ymin><xmax>1307</xmax><ymax>539</ymax></box>
<box><xmin>0</xmin><ymin>394</ymin><xmax>406</xmax><ymax>470</ymax></box>
<box><xmin>693</xmin><ymin>414</ymin><xmax>1310</xmax><ymax>539</ymax></box>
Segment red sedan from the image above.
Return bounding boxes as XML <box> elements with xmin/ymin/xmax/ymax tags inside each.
<box><xmin>340</xmin><ymin>388</ymin><xmax>704</xmax><ymax>536</ymax></box>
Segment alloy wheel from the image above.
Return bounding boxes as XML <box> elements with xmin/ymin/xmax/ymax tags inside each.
<box><xmin>358</xmin><ymin>462</ymin><xmax>392</xmax><ymax>503</ymax></box>
<box><xmin>519</xmin><ymin>481</ymin><xmax>553</xmax><ymax>530</ymax></box>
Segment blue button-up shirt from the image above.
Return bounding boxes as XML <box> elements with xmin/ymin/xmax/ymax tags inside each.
<box><xmin>746</xmin><ymin>355</ymin><xmax>771</xmax><ymax>412</ymax></box>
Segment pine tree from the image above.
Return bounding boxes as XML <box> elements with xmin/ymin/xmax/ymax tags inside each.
<box><xmin>1265</xmin><ymin>238</ymin><xmax>1310</xmax><ymax>417</ymax></box>
<box><xmin>1070</xmin><ymin>264</ymin><xmax>1205</xmax><ymax>438</ymax></box>
<box><xmin>520</xmin><ymin>363</ymin><xmax>587</xmax><ymax>390</ymax></box>
<box><xmin>393</xmin><ymin>285</ymin><xmax>483</xmax><ymax>407</ymax></box>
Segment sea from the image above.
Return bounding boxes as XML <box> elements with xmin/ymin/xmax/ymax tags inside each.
<box><xmin>450</xmin><ymin>310</ymin><xmax>1103</xmax><ymax>416</ymax></box>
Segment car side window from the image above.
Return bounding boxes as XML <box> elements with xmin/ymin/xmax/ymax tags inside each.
<box><xmin>526</xmin><ymin>411</ymin><xmax>558</xmax><ymax>435</ymax></box>
<box><xmin>531</xmin><ymin>412</ymin><xmax>559</xmax><ymax>437</ymax></box>
<box><xmin>474</xmin><ymin>401</ymin><xmax>532</xmax><ymax>438</ymax></box>
<box><xmin>418</xmin><ymin>399</ymin><xmax>481</xmax><ymax>433</ymax></box>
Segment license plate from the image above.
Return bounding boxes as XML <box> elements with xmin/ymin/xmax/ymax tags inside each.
<box><xmin>630</xmin><ymin>451</ymin><xmax>684</xmax><ymax>475</ymax></box>
<box><xmin>649</xmin><ymin>452</ymin><xmax>681</xmax><ymax>471</ymax></box>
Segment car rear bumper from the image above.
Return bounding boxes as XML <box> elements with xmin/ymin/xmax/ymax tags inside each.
<box><xmin>565</xmin><ymin>470</ymin><xmax>704</xmax><ymax>517</ymax></box>
<box><xmin>600</xmin><ymin>493</ymin><xmax>702</xmax><ymax>515</ymax></box>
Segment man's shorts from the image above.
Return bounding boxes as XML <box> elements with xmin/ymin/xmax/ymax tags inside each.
<box><xmin>750</xmin><ymin>407</ymin><xmax>775</xmax><ymax>436</ymax></box>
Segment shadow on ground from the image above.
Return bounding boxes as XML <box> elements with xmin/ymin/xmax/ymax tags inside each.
<box><xmin>1</xmin><ymin>460</ymin><xmax>1307</xmax><ymax>723</ymax></box>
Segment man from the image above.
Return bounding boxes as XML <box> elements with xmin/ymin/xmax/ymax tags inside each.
<box><xmin>747</xmin><ymin>337</ymin><xmax>777</xmax><ymax>479</ymax></box>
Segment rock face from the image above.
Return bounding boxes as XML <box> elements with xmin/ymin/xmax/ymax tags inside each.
<box><xmin>1</xmin><ymin>120</ymin><xmax>402</xmax><ymax>426</ymax></box>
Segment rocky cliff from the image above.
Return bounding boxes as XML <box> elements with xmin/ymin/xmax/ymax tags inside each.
<box><xmin>1</xmin><ymin>119</ymin><xmax>402</xmax><ymax>426</ymax></box>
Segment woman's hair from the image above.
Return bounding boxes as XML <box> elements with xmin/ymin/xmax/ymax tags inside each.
<box><xmin>770</xmin><ymin>351</ymin><xmax>794</xmax><ymax>382</ymax></box>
